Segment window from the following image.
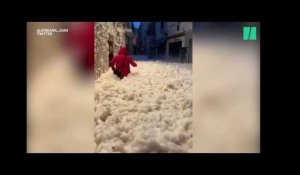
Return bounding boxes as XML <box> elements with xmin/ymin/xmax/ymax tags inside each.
<box><xmin>177</xmin><ymin>25</ymin><xmax>180</xmax><ymax>31</ymax></box>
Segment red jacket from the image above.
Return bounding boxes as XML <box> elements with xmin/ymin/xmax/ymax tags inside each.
<box><xmin>110</xmin><ymin>47</ymin><xmax>137</xmax><ymax>77</ymax></box>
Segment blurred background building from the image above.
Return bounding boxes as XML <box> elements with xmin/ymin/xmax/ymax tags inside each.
<box><xmin>137</xmin><ymin>22</ymin><xmax>192</xmax><ymax>63</ymax></box>
<box><xmin>123</xmin><ymin>22</ymin><xmax>134</xmax><ymax>55</ymax></box>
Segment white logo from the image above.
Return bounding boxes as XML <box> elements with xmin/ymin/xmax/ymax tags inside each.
<box><xmin>37</xmin><ymin>28</ymin><xmax>68</xmax><ymax>36</ymax></box>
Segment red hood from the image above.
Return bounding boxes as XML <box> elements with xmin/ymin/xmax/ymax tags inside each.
<box><xmin>118</xmin><ymin>47</ymin><xmax>129</xmax><ymax>56</ymax></box>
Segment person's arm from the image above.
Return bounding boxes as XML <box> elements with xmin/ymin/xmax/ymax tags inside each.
<box><xmin>128</xmin><ymin>56</ymin><xmax>137</xmax><ymax>67</ymax></box>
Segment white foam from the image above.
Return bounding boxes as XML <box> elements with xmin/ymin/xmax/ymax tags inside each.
<box><xmin>95</xmin><ymin>61</ymin><xmax>192</xmax><ymax>153</ymax></box>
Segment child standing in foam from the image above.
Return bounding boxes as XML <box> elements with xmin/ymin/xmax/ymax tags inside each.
<box><xmin>110</xmin><ymin>47</ymin><xmax>137</xmax><ymax>79</ymax></box>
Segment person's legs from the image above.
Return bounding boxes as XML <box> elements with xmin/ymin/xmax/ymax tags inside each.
<box><xmin>118</xmin><ymin>71</ymin><xmax>123</xmax><ymax>79</ymax></box>
<box><xmin>113</xmin><ymin>69</ymin><xmax>123</xmax><ymax>79</ymax></box>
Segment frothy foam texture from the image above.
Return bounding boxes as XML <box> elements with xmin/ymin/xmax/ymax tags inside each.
<box><xmin>95</xmin><ymin>61</ymin><xmax>192</xmax><ymax>153</ymax></box>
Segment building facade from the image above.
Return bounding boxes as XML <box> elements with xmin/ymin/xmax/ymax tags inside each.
<box><xmin>123</xmin><ymin>22</ymin><xmax>134</xmax><ymax>55</ymax></box>
<box><xmin>137</xmin><ymin>22</ymin><xmax>192</xmax><ymax>63</ymax></box>
<box><xmin>165</xmin><ymin>22</ymin><xmax>192</xmax><ymax>63</ymax></box>
<box><xmin>94</xmin><ymin>22</ymin><xmax>128</xmax><ymax>79</ymax></box>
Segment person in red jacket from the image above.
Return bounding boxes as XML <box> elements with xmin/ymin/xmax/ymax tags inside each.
<box><xmin>110</xmin><ymin>47</ymin><xmax>137</xmax><ymax>79</ymax></box>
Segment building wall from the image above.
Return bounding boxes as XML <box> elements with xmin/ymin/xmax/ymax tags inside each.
<box><xmin>155</xmin><ymin>22</ymin><xmax>167</xmax><ymax>41</ymax></box>
<box><xmin>166</xmin><ymin>22</ymin><xmax>192</xmax><ymax>63</ymax></box>
<box><xmin>124</xmin><ymin>24</ymin><xmax>134</xmax><ymax>54</ymax></box>
<box><xmin>167</xmin><ymin>22</ymin><xmax>192</xmax><ymax>36</ymax></box>
<box><xmin>185</xmin><ymin>30</ymin><xmax>193</xmax><ymax>63</ymax></box>
<box><xmin>140</xmin><ymin>22</ymin><xmax>150</xmax><ymax>51</ymax></box>
<box><xmin>137</xmin><ymin>27</ymin><xmax>142</xmax><ymax>48</ymax></box>
<box><xmin>94</xmin><ymin>22</ymin><xmax>126</xmax><ymax>79</ymax></box>
<box><xmin>137</xmin><ymin>22</ymin><xmax>192</xmax><ymax>62</ymax></box>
